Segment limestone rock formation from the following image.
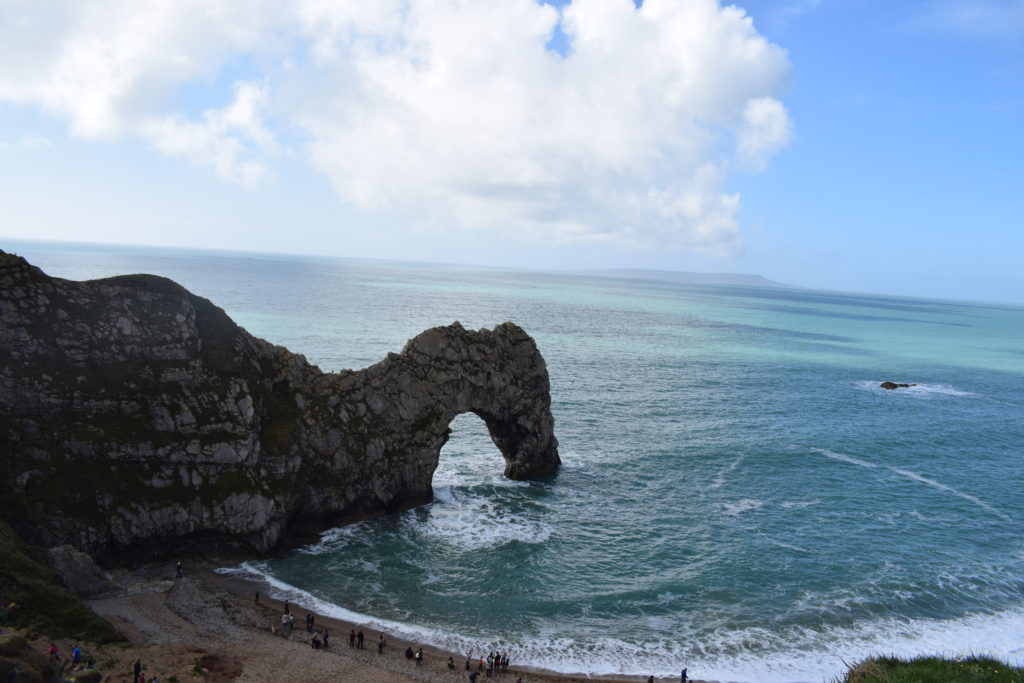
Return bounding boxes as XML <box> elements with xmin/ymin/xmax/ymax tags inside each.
<box><xmin>0</xmin><ymin>250</ymin><xmax>559</xmax><ymax>562</ymax></box>
<box><xmin>45</xmin><ymin>545</ymin><xmax>122</xmax><ymax>598</ymax></box>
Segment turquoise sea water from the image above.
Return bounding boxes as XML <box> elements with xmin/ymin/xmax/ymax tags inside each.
<box><xmin>8</xmin><ymin>240</ymin><xmax>1024</xmax><ymax>682</ymax></box>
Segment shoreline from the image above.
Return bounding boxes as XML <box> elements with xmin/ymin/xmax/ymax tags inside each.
<box><xmin>15</xmin><ymin>561</ymin><xmax>709</xmax><ymax>683</ymax></box>
<box><xmin>201</xmin><ymin>562</ymin><xmax>696</xmax><ymax>683</ymax></box>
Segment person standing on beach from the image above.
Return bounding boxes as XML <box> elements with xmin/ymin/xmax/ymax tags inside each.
<box><xmin>133</xmin><ymin>659</ymin><xmax>142</xmax><ymax>683</ymax></box>
<box><xmin>349</xmin><ymin>629</ymin><xmax>356</xmax><ymax>647</ymax></box>
<box><xmin>175</xmin><ymin>562</ymin><xmax>182</xmax><ymax>579</ymax></box>
<box><xmin>415</xmin><ymin>647</ymin><xmax>423</xmax><ymax>667</ymax></box>
<box><xmin>357</xmin><ymin>629</ymin><xmax>364</xmax><ymax>649</ymax></box>
<box><xmin>378</xmin><ymin>633</ymin><xmax>386</xmax><ymax>654</ymax></box>
<box><xmin>681</xmin><ymin>667</ymin><xmax>688</xmax><ymax>682</ymax></box>
<box><xmin>322</xmin><ymin>627</ymin><xmax>329</xmax><ymax>649</ymax></box>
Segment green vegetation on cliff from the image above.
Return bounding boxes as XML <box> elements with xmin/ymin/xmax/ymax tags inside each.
<box><xmin>0</xmin><ymin>521</ymin><xmax>122</xmax><ymax>643</ymax></box>
<box><xmin>838</xmin><ymin>654</ymin><xmax>1024</xmax><ymax>682</ymax></box>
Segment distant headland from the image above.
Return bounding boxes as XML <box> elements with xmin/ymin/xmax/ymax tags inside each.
<box><xmin>580</xmin><ymin>268</ymin><xmax>790</xmax><ymax>288</ymax></box>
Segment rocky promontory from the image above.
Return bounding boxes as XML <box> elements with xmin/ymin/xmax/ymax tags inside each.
<box><xmin>0</xmin><ymin>251</ymin><xmax>560</xmax><ymax>563</ymax></box>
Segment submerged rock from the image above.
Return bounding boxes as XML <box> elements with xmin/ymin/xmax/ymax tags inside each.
<box><xmin>0</xmin><ymin>250</ymin><xmax>559</xmax><ymax>562</ymax></box>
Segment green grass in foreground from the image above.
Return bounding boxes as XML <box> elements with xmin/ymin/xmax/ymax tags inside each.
<box><xmin>0</xmin><ymin>520</ymin><xmax>122</xmax><ymax>643</ymax></box>
<box><xmin>838</xmin><ymin>654</ymin><xmax>1024</xmax><ymax>682</ymax></box>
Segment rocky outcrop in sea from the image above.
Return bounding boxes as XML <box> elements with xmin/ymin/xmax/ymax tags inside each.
<box><xmin>0</xmin><ymin>251</ymin><xmax>559</xmax><ymax>563</ymax></box>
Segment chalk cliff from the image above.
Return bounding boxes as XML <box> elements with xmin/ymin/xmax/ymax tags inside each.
<box><xmin>0</xmin><ymin>251</ymin><xmax>559</xmax><ymax>562</ymax></box>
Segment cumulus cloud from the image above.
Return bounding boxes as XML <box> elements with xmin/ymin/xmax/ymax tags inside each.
<box><xmin>0</xmin><ymin>0</ymin><xmax>792</xmax><ymax>252</ymax></box>
<box><xmin>139</xmin><ymin>81</ymin><xmax>279</xmax><ymax>185</ymax></box>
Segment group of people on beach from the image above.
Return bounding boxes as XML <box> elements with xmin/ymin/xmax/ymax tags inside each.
<box><xmin>466</xmin><ymin>650</ymin><xmax>511</xmax><ymax>677</ymax></box>
<box><xmin>270</xmin><ymin>598</ymin><xmax>709</xmax><ymax>682</ymax></box>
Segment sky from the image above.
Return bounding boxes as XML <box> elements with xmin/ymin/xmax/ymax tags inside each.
<box><xmin>1</xmin><ymin>0</ymin><xmax>1022</xmax><ymax>304</ymax></box>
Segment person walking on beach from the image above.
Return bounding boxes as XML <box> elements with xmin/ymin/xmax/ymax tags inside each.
<box><xmin>133</xmin><ymin>659</ymin><xmax>142</xmax><ymax>683</ymax></box>
<box><xmin>681</xmin><ymin>667</ymin><xmax>688</xmax><ymax>682</ymax></box>
<box><xmin>378</xmin><ymin>633</ymin><xmax>386</xmax><ymax>654</ymax></box>
<box><xmin>175</xmin><ymin>562</ymin><xmax>182</xmax><ymax>579</ymax></box>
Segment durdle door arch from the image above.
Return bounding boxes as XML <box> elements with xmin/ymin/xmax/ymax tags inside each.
<box><xmin>0</xmin><ymin>250</ymin><xmax>559</xmax><ymax>560</ymax></box>
<box><xmin>318</xmin><ymin>322</ymin><xmax>562</xmax><ymax>514</ymax></box>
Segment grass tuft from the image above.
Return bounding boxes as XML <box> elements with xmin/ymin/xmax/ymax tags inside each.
<box><xmin>835</xmin><ymin>653</ymin><xmax>1023</xmax><ymax>682</ymax></box>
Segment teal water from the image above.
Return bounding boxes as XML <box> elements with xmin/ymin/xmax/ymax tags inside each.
<box><xmin>8</xmin><ymin>240</ymin><xmax>1024</xmax><ymax>682</ymax></box>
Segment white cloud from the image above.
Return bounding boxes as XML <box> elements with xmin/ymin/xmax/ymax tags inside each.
<box><xmin>0</xmin><ymin>0</ymin><xmax>792</xmax><ymax>253</ymax></box>
<box><xmin>138</xmin><ymin>81</ymin><xmax>279</xmax><ymax>185</ymax></box>
<box><xmin>737</xmin><ymin>96</ymin><xmax>792</xmax><ymax>170</ymax></box>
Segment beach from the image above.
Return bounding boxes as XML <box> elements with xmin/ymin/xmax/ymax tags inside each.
<box><xmin>25</xmin><ymin>563</ymin><xmax>695</xmax><ymax>683</ymax></box>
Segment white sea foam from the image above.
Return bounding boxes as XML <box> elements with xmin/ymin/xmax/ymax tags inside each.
<box><xmin>721</xmin><ymin>498</ymin><xmax>763</xmax><ymax>516</ymax></box>
<box><xmin>818</xmin><ymin>448</ymin><xmax>878</xmax><ymax>469</ymax></box>
<box><xmin>817</xmin><ymin>449</ymin><xmax>1011</xmax><ymax>522</ymax></box>
<box><xmin>780</xmin><ymin>499</ymin><xmax>821</xmax><ymax>509</ymax></box>
<box><xmin>420</xmin><ymin>489</ymin><xmax>553</xmax><ymax>550</ymax></box>
<box><xmin>758</xmin><ymin>533</ymin><xmax>809</xmax><ymax>554</ymax></box>
<box><xmin>220</xmin><ymin>563</ymin><xmax>1024</xmax><ymax>682</ymax></box>
<box><xmin>856</xmin><ymin>380</ymin><xmax>977</xmax><ymax>398</ymax></box>
<box><xmin>889</xmin><ymin>467</ymin><xmax>1011</xmax><ymax>522</ymax></box>
<box><xmin>709</xmin><ymin>454</ymin><xmax>746</xmax><ymax>490</ymax></box>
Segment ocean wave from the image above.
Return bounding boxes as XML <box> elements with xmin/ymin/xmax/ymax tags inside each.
<box><xmin>419</xmin><ymin>488</ymin><xmax>553</xmax><ymax>550</ymax></box>
<box><xmin>218</xmin><ymin>563</ymin><xmax>1024</xmax><ymax>682</ymax></box>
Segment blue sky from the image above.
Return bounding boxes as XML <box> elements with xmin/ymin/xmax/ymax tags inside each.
<box><xmin>1</xmin><ymin>0</ymin><xmax>1022</xmax><ymax>304</ymax></box>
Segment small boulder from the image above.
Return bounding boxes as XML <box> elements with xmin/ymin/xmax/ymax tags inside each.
<box><xmin>45</xmin><ymin>545</ymin><xmax>121</xmax><ymax>598</ymax></box>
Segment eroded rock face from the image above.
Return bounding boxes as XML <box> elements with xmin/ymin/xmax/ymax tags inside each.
<box><xmin>0</xmin><ymin>251</ymin><xmax>559</xmax><ymax>561</ymax></box>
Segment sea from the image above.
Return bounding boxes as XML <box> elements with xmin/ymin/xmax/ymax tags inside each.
<box><xmin>7</xmin><ymin>239</ymin><xmax>1024</xmax><ymax>682</ymax></box>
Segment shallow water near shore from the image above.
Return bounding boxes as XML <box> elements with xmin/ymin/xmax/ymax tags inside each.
<box><xmin>11</xmin><ymin>239</ymin><xmax>1024</xmax><ymax>682</ymax></box>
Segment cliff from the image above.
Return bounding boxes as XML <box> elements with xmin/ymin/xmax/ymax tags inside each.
<box><xmin>0</xmin><ymin>251</ymin><xmax>560</xmax><ymax>563</ymax></box>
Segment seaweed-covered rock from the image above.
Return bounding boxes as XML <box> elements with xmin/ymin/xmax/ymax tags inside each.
<box><xmin>0</xmin><ymin>251</ymin><xmax>559</xmax><ymax>562</ymax></box>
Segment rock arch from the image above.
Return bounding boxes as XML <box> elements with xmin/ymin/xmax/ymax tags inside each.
<box><xmin>299</xmin><ymin>322</ymin><xmax>562</xmax><ymax>519</ymax></box>
<box><xmin>0</xmin><ymin>251</ymin><xmax>560</xmax><ymax>559</ymax></box>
